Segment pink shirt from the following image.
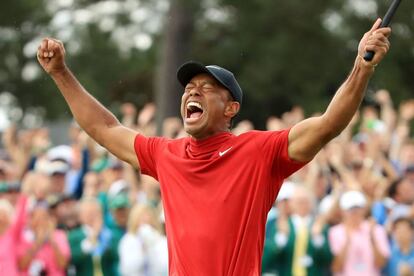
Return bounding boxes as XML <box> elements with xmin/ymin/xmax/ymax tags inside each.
<box><xmin>329</xmin><ymin>221</ymin><xmax>390</xmax><ymax>276</ymax></box>
<box><xmin>17</xmin><ymin>230</ymin><xmax>70</xmax><ymax>276</ymax></box>
<box><xmin>0</xmin><ymin>196</ymin><xmax>28</xmax><ymax>276</ymax></box>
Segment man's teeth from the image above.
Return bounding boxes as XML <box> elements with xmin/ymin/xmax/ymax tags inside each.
<box><xmin>187</xmin><ymin>102</ymin><xmax>203</xmax><ymax>110</ymax></box>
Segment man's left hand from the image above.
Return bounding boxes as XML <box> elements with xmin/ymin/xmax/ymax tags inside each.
<box><xmin>358</xmin><ymin>18</ymin><xmax>392</xmax><ymax>68</ymax></box>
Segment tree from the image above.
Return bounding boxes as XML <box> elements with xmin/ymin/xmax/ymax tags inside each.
<box><xmin>154</xmin><ymin>0</ymin><xmax>200</xmax><ymax>134</ymax></box>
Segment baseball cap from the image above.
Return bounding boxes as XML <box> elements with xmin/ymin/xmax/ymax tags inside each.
<box><xmin>340</xmin><ymin>190</ymin><xmax>367</xmax><ymax>211</ymax></box>
<box><xmin>0</xmin><ymin>183</ymin><xmax>8</xmax><ymax>193</ymax></box>
<box><xmin>276</xmin><ymin>181</ymin><xmax>295</xmax><ymax>202</ymax></box>
<box><xmin>48</xmin><ymin>160</ymin><xmax>70</xmax><ymax>175</ymax></box>
<box><xmin>177</xmin><ymin>61</ymin><xmax>243</xmax><ymax>105</ymax></box>
<box><xmin>109</xmin><ymin>193</ymin><xmax>130</xmax><ymax>209</ymax></box>
<box><xmin>404</xmin><ymin>164</ymin><xmax>414</xmax><ymax>174</ymax></box>
<box><xmin>47</xmin><ymin>145</ymin><xmax>73</xmax><ymax>165</ymax></box>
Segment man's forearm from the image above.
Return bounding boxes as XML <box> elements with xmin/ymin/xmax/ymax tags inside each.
<box><xmin>51</xmin><ymin>68</ymin><xmax>120</xmax><ymax>143</ymax></box>
<box><xmin>322</xmin><ymin>57</ymin><xmax>375</xmax><ymax>139</ymax></box>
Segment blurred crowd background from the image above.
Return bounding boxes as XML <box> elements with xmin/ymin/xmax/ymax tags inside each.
<box><xmin>0</xmin><ymin>88</ymin><xmax>413</xmax><ymax>275</ymax></box>
<box><xmin>1</xmin><ymin>0</ymin><xmax>414</xmax><ymax>275</ymax></box>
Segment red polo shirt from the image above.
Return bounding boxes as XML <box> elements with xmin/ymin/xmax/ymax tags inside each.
<box><xmin>134</xmin><ymin>129</ymin><xmax>306</xmax><ymax>275</ymax></box>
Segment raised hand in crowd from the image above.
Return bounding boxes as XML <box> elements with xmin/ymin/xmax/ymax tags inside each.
<box><xmin>2</xmin><ymin>125</ymin><xmax>30</xmax><ymax>179</ymax></box>
<box><xmin>137</xmin><ymin>102</ymin><xmax>156</xmax><ymax>136</ymax></box>
<box><xmin>368</xmin><ymin>218</ymin><xmax>388</xmax><ymax>269</ymax></box>
<box><xmin>89</xmin><ymin>212</ymin><xmax>103</xmax><ymax>246</ymax></box>
<box><xmin>163</xmin><ymin>117</ymin><xmax>184</xmax><ymax>138</ymax></box>
<box><xmin>374</xmin><ymin>89</ymin><xmax>396</xmax><ymax>135</ymax></box>
<box><xmin>325</xmin><ymin>141</ymin><xmax>359</xmax><ymax>189</ymax></box>
<box><xmin>120</xmin><ymin>102</ymin><xmax>137</xmax><ymax>128</ymax></box>
<box><xmin>276</xmin><ymin>213</ymin><xmax>290</xmax><ymax>235</ymax></box>
<box><xmin>311</xmin><ymin>215</ymin><xmax>327</xmax><ymax>237</ymax></box>
<box><xmin>399</xmin><ymin>99</ymin><xmax>414</xmax><ymax>123</ymax></box>
<box><xmin>232</xmin><ymin>120</ymin><xmax>254</xmax><ymax>136</ymax></box>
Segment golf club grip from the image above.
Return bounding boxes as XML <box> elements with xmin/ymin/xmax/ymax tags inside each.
<box><xmin>364</xmin><ymin>0</ymin><xmax>402</xmax><ymax>61</ymax></box>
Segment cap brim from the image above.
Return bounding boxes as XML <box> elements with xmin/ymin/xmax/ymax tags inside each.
<box><xmin>343</xmin><ymin>204</ymin><xmax>365</xmax><ymax>211</ymax></box>
<box><xmin>177</xmin><ymin>61</ymin><xmax>211</xmax><ymax>87</ymax></box>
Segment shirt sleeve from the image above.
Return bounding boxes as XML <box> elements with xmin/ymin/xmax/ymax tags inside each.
<box><xmin>134</xmin><ymin>135</ymin><xmax>167</xmax><ymax>180</ymax></box>
<box><xmin>373</xmin><ymin>224</ymin><xmax>391</xmax><ymax>257</ymax></box>
<box><xmin>328</xmin><ymin>226</ymin><xmax>344</xmax><ymax>255</ymax></box>
<box><xmin>53</xmin><ymin>231</ymin><xmax>71</xmax><ymax>261</ymax></box>
<box><xmin>11</xmin><ymin>195</ymin><xmax>28</xmax><ymax>242</ymax></box>
<box><xmin>256</xmin><ymin>129</ymin><xmax>308</xmax><ymax>180</ymax></box>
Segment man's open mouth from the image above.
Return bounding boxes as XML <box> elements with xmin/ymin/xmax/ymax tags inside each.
<box><xmin>186</xmin><ymin>101</ymin><xmax>204</xmax><ymax>119</ymax></box>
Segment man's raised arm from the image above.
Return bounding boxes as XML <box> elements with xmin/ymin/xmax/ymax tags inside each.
<box><xmin>37</xmin><ymin>38</ymin><xmax>139</xmax><ymax>168</ymax></box>
<box><xmin>288</xmin><ymin>19</ymin><xmax>391</xmax><ymax>162</ymax></box>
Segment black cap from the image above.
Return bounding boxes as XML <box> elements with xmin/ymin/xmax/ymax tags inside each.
<box><xmin>405</xmin><ymin>164</ymin><xmax>414</xmax><ymax>174</ymax></box>
<box><xmin>177</xmin><ymin>61</ymin><xmax>243</xmax><ymax>105</ymax></box>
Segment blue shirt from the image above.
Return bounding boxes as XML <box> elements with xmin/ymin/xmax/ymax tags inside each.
<box><xmin>386</xmin><ymin>240</ymin><xmax>414</xmax><ymax>276</ymax></box>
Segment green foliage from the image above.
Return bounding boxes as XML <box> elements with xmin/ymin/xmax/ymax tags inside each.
<box><xmin>192</xmin><ymin>0</ymin><xmax>414</xmax><ymax>128</ymax></box>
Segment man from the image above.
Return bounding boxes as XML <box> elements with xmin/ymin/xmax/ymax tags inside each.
<box><xmin>386</xmin><ymin>217</ymin><xmax>414</xmax><ymax>276</ymax></box>
<box><xmin>106</xmin><ymin>192</ymin><xmax>130</xmax><ymax>246</ymax></box>
<box><xmin>329</xmin><ymin>190</ymin><xmax>390</xmax><ymax>276</ymax></box>
<box><xmin>37</xmin><ymin>19</ymin><xmax>390</xmax><ymax>275</ymax></box>
<box><xmin>68</xmin><ymin>198</ymin><xmax>119</xmax><ymax>276</ymax></box>
<box><xmin>48</xmin><ymin>194</ymin><xmax>79</xmax><ymax>231</ymax></box>
<box><xmin>372</xmin><ymin>176</ymin><xmax>414</xmax><ymax>226</ymax></box>
<box><xmin>262</xmin><ymin>185</ymin><xmax>332</xmax><ymax>276</ymax></box>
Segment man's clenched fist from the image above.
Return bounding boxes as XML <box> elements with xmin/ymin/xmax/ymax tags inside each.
<box><xmin>37</xmin><ymin>38</ymin><xmax>67</xmax><ymax>75</ymax></box>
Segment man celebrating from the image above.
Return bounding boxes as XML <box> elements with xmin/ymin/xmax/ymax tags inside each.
<box><xmin>37</xmin><ymin>19</ymin><xmax>390</xmax><ymax>275</ymax></box>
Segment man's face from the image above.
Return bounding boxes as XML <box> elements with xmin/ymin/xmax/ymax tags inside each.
<box><xmin>400</xmin><ymin>144</ymin><xmax>414</xmax><ymax>166</ymax></box>
<box><xmin>51</xmin><ymin>173</ymin><xmax>66</xmax><ymax>194</ymax></box>
<box><xmin>397</xmin><ymin>178</ymin><xmax>414</xmax><ymax>204</ymax></box>
<box><xmin>342</xmin><ymin>207</ymin><xmax>365</xmax><ymax>224</ymax></box>
<box><xmin>181</xmin><ymin>74</ymin><xmax>236</xmax><ymax>139</ymax></box>
<box><xmin>393</xmin><ymin>220</ymin><xmax>413</xmax><ymax>244</ymax></box>
<box><xmin>290</xmin><ymin>192</ymin><xmax>313</xmax><ymax>217</ymax></box>
<box><xmin>80</xmin><ymin>202</ymin><xmax>102</xmax><ymax>229</ymax></box>
<box><xmin>112</xmin><ymin>207</ymin><xmax>129</xmax><ymax>228</ymax></box>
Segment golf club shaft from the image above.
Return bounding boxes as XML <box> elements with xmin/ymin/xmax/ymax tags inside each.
<box><xmin>364</xmin><ymin>0</ymin><xmax>402</xmax><ymax>61</ymax></box>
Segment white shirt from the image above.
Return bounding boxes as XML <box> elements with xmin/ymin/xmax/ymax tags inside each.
<box><xmin>119</xmin><ymin>232</ymin><xmax>146</xmax><ymax>276</ymax></box>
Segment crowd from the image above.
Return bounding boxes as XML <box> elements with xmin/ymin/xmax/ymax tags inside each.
<box><xmin>262</xmin><ymin>89</ymin><xmax>414</xmax><ymax>276</ymax></box>
<box><xmin>0</xmin><ymin>89</ymin><xmax>413</xmax><ymax>276</ymax></box>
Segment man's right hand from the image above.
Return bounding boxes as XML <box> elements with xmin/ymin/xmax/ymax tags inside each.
<box><xmin>37</xmin><ymin>38</ymin><xmax>67</xmax><ymax>75</ymax></box>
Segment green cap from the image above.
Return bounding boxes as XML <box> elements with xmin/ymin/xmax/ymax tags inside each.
<box><xmin>0</xmin><ymin>183</ymin><xmax>9</xmax><ymax>193</ymax></box>
<box><xmin>109</xmin><ymin>193</ymin><xmax>130</xmax><ymax>209</ymax></box>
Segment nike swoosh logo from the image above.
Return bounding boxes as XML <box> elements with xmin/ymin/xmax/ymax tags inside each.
<box><xmin>219</xmin><ymin>147</ymin><xmax>232</xmax><ymax>157</ymax></box>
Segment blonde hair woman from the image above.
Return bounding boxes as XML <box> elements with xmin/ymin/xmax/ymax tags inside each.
<box><xmin>119</xmin><ymin>204</ymin><xmax>168</xmax><ymax>276</ymax></box>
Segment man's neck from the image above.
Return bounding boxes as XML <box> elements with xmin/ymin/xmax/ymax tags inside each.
<box><xmin>190</xmin><ymin>129</ymin><xmax>231</xmax><ymax>141</ymax></box>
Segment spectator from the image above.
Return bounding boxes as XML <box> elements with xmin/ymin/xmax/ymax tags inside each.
<box><xmin>1</xmin><ymin>86</ymin><xmax>414</xmax><ymax>275</ymax></box>
<box><xmin>108</xmin><ymin>193</ymin><xmax>130</xmax><ymax>232</ymax></box>
<box><xmin>17</xmin><ymin>203</ymin><xmax>70</xmax><ymax>276</ymax></box>
<box><xmin>262</xmin><ymin>185</ymin><xmax>332</xmax><ymax>276</ymax></box>
<box><xmin>329</xmin><ymin>190</ymin><xmax>390</xmax><ymax>276</ymax></box>
<box><xmin>48</xmin><ymin>158</ymin><xmax>71</xmax><ymax>195</ymax></box>
<box><xmin>119</xmin><ymin>203</ymin><xmax>168</xmax><ymax>276</ymax></box>
<box><xmin>82</xmin><ymin>171</ymin><xmax>101</xmax><ymax>198</ymax></box>
<box><xmin>264</xmin><ymin>181</ymin><xmax>294</xmax><ymax>240</ymax></box>
<box><xmin>372</xmin><ymin>176</ymin><xmax>414</xmax><ymax>227</ymax></box>
<box><xmin>0</xmin><ymin>197</ymin><xmax>26</xmax><ymax>276</ymax></box>
<box><xmin>68</xmin><ymin>197</ymin><xmax>119</xmax><ymax>276</ymax></box>
<box><xmin>386</xmin><ymin>217</ymin><xmax>414</xmax><ymax>276</ymax></box>
<box><xmin>49</xmin><ymin>194</ymin><xmax>79</xmax><ymax>231</ymax></box>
